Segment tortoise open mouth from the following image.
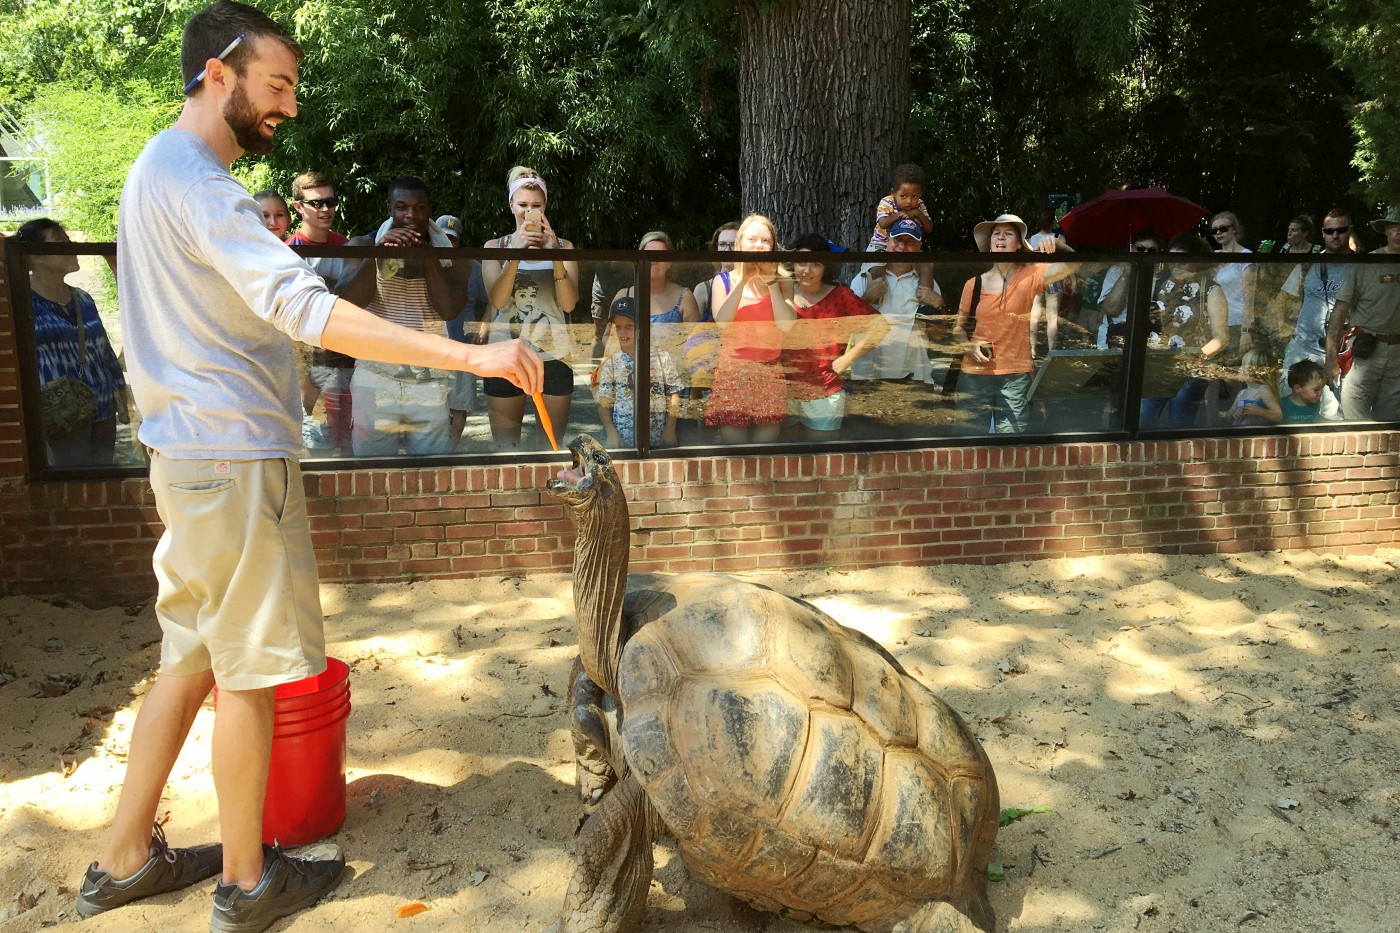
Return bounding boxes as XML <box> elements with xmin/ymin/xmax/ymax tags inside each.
<box><xmin>545</xmin><ymin>435</ymin><xmax>607</xmax><ymax>501</ymax></box>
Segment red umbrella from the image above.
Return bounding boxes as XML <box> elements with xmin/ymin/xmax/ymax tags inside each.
<box><xmin>1058</xmin><ymin>187</ymin><xmax>1208</xmax><ymax>248</ymax></box>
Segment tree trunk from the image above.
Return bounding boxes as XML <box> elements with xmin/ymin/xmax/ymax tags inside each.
<box><xmin>738</xmin><ymin>0</ymin><xmax>912</xmax><ymax>251</ymax></box>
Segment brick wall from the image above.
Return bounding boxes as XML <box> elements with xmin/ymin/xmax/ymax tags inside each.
<box><xmin>2</xmin><ymin>433</ymin><xmax>1398</xmax><ymax>606</ymax></box>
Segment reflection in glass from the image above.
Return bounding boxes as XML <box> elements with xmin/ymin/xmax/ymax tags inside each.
<box><xmin>17</xmin><ymin>219</ymin><xmax>129</xmax><ymax>467</ymax></box>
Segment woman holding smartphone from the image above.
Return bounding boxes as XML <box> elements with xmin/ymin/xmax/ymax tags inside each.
<box><xmin>481</xmin><ymin>166</ymin><xmax>579</xmax><ymax>449</ymax></box>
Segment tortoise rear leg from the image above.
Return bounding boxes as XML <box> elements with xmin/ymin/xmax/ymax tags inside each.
<box><xmin>898</xmin><ymin>890</ymin><xmax>995</xmax><ymax>933</ymax></box>
<box><xmin>569</xmin><ymin>657</ymin><xmax>618</xmax><ymax>806</ymax></box>
<box><xmin>553</xmin><ymin>772</ymin><xmax>661</xmax><ymax>933</ymax></box>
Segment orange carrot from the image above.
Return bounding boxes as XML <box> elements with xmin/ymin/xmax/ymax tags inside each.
<box><xmin>532</xmin><ymin>392</ymin><xmax>559</xmax><ymax>451</ymax></box>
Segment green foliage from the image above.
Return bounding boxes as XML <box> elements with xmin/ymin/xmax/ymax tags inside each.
<box><xmin>0</xmin><ymin>0</ymin><xmax>1380</xmax><ymax>250</ymax></box>
<box><xmin>25</xmin><ymin>80</ymin><xmax>176</xmax><ymax>238</ymax></box>
<box><xmin>0</xmin><ymin>0</ymin><xmax>192</xmax><ymax>105</ymax></box>
<box><xmin>248</xmin><ymin>0</ymin><xmax>739</xmax><ymax>246</ymax></box>
<box><xmin>1309</xmin><ymin>0</ymin><xmax>1400</xmax><ymax>207</ymax></box>
<box><xmin>909</xmin><ymin>0</ymin><xmax>1361</xmax><ymax>248</ymax></box>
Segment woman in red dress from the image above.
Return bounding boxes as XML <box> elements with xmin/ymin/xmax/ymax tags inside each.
<box><xmin>703</xmin><ymin>214</ymin><xmax>797</xmax><ymax>444</ymax></box>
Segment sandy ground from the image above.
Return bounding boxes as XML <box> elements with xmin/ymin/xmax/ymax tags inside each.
<box><xmin>2</xmin><ymin>547</ymin><xmax>1398</xmax><ymax>933</ymax></box>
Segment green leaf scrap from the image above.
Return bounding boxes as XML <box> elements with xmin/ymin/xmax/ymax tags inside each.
<box><xmin>999</xmin><ymin>805</ymin><xmax>1052</xmax><ymax>827</ymax></box>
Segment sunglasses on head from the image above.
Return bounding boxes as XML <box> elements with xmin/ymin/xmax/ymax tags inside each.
<box><xmin>299</xmin><ymin>196</ymin><xmax>339</xmax><ymax>210</ymax></box>
<box><xmin>1211</xmin><ymin>225</ymin><xmax>1233</xmax><ymax>234</ymax></box>
<box><xmin>1321</xmin><ymin>225</ymin><xmax>1350</xmax><ymax>235</ymax></box>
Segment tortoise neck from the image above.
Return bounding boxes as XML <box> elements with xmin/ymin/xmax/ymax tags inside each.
<box><xmin>572</xmin><ymin>488</ymin><xmax>630</xmax><ymax>698</ymax></box>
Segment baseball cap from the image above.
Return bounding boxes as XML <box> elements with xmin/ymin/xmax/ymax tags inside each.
<box><xmin>435</xmin><ymin>215</ymin><xmax>463</xmax><ymax>240</ymax></box>
<box><xmin>889</xmin><ymin>218</ymin><xmax>924</xmax><ymax>242</ymax></box>
<box><xmin>609</xmin><ymin>295</ymin><xmax>637</xmax><ymax>321</ymax></box>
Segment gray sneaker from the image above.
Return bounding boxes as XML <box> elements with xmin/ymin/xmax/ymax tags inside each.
<box><xmin>209</xmin><ymin>842</ymin><xmax>345</xmax><ymax>933</ymax></box>
<box><xmin>76</xmin><ymin>823</ymin><xmax>222</xmax><ymax>918</ymax></box>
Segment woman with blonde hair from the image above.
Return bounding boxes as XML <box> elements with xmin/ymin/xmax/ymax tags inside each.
<box><xmin>702</xmin><ymin>213</ymin><xmax>796</xmax><ymax>443</ymax></box>
<box><xmin>481</xmin><ymin>166</ymin><xmax>579</xmax><ymax>449</ymax></box>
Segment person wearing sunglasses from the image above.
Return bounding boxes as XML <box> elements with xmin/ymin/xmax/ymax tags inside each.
<box><xmin>286</xmin><ymin>171</ymin><xmax>354</xmax><ymax>453</ymax></box>
<box><xmin>1095</xmin><ymin>228</ymin><xmax>1162</xmax><ymax>350</ymax></box>
<box><xmin>1209</xmin><ymin>211</ymin><xmax>1255</xmax><ymax>336</ymax></box>
<box><xmin>1272</xmin><ymin>208</ymin><xmax>1352</xmax><ymax>421</ymax></box>
<box><xmin>286</xmin><ymin>171</ymin><xmax>348</xmax><ymax>248</ymax></box>
<box><xmin>1325</xmin><ymin>207</ymin><xmax>1400</xmax><ymax>421</ymax></box>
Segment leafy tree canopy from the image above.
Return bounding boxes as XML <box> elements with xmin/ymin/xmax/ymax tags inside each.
<box><xmin>0</xmin><ymin>0</ymin><xmax>1388</xmax><ymax>248</ymax></box>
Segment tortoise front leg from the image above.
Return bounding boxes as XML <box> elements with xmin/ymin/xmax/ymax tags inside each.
<box><xmin>554</xmin><ymin>773</ymin><xmax>661</xmax><ymax>933</ymax></box>
<box><xmin>569</xmin><ymin>658</ymin><xmax>618</xmax><ymax>806</ymax></box>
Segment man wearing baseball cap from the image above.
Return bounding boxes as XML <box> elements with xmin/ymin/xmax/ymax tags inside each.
<box><xmin>851</xmin><ymin>218</ymin><xmax>946</xmax><ymax>387</ymax></box>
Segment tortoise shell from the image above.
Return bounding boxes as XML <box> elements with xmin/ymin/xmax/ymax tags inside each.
<box><xmin>617</xmin><ymin>572</ymin><xmax>1000</xmax><ymax>929</ymax></box>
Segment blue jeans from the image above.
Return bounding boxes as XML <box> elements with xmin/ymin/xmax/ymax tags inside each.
<box><xmin>963</xmin><ymin>372</ymin><xmax>1031</xmax><ymax>434</ymax></box>
<box><xmin>1140</xmin><ymin>377</ymin><xmax>1208</xmax><ymax>429</ymax></box>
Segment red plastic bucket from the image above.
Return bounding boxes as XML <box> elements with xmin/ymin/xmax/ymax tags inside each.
<box><xmin>215</xmin><ymin>657</ymin><xmax>352</xmax><ymax>846</ymax></box>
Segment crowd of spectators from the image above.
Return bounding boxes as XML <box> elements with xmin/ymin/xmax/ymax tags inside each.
<box><xmin>15</xmin><ymin>161</ymin><xmax>1400</xmax><ymax>461</ymax></box>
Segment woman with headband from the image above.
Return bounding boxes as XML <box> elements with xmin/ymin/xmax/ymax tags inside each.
<box><xmin>480</xmin><ymin>166</ymin><xmax>580</xmax><ymax>449</ymax></box>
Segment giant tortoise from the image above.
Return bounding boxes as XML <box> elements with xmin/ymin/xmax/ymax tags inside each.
<box><xmin>545</xmin><ymin>435</ymin><xmax>999</xmax><ymax>933</ymax></box>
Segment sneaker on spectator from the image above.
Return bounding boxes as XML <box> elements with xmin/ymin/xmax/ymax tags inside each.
<box><xmin>75</xmin><ymin>823</ymin><xmax>222</xmax><ymax>918</ymax></box>
<box><xmin>209</xmin><ymin>842</ymin><xmax>345</xmax><ymax>933</ymax></box>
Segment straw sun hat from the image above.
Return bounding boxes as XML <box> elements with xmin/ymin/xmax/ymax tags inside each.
<box><xmin>972</xmin><ymin>213</ymin><xmax>1032</xmax><ymax>252</ymax></box>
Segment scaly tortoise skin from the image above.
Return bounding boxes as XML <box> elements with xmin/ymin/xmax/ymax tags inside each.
<box><xmin>547</xmin><ymin>435</ymin><xmax>999</xmax><ymax>933</ymax></box>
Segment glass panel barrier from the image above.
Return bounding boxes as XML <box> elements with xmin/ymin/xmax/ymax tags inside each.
<box><xmin>298</xmin><ymin>250</ymin><xmax>637</xmax><ymax>458</ymax></box>
<box><xmin>1138</xmin><ymin>253</ymin><xmax>1353</xmax><ymax>432</ymax></box>
<box><xmin>654</xmin><ymin>252</ymin><xmax>1122</xmax><ymax>445</ymax></box>
<box><xmin>9</xmin><ymin>237</ymin><xmax>1397</xmax><ymax>479</ymax></box>
<box><xmin>8</xmin><ymin>240</ymin><xmax>138</xmax><ymax>471</ymax></box>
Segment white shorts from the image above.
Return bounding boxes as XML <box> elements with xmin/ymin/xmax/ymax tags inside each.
<box><xmin>789</xmin><ymin>390</ymin><xmax>847</xmax><ymax>432</ymax></box>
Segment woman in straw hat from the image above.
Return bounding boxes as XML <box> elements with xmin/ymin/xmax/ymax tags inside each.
<box><xmin>952</xmin><ymin>213</ymin><xmax>1076</xmax><ymax>434</ymax></box>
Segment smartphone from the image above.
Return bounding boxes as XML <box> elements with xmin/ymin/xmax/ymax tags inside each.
<box><xmin>523</xmin><ymin>208</ymin><xmax>543</xmax><ymax>232</ymax></box>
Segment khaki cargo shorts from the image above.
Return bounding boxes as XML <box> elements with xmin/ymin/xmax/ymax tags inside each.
<box><xmin>149</xmin><ymin>455</ymin><xmax>325</xmax><ymax>691</ymax></box>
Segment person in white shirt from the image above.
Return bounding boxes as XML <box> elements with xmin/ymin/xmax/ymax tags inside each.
<box><xmin>79</xmin><ymin>4</ymin><xmax>542</xmax><ymax>929</ymax></box>
<box><xmin>850</xmin><ymin>219</ymin><xmax>944</xmax><ymax>385</ymax></box>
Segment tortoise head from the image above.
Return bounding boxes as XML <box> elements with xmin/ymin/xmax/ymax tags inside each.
<box><xmin>546</xmin><ymin>435</ymin><xmax>625</xmax><ymax>522</ymax></box>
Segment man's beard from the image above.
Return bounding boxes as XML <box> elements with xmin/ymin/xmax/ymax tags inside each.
<box><xmin>224</xmin><ymin>81</ymin><xmax>274</xmax><ymax>155</ymax></box>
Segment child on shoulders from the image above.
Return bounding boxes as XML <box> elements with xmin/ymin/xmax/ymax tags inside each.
<box><xmin>867</xmin><ymin>162</ymin><xmax>936</xmax><ymax>297</ymax></box>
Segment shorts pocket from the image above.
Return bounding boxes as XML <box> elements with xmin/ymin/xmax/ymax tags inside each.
<box><xmin>169</xmin><ymin>479</ymin><xmax>236</xmax><ymax>495</ymax></box>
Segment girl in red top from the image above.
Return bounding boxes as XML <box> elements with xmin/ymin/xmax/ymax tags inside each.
<box><xmin>782</xmin><ymin>233</ymin><xmax>889</xmax><ymax>437</ymax></box>
<box><xmin>704</xmin><ymin>214</ymin><xmax>797</xmax><ymax>443</ymax></box>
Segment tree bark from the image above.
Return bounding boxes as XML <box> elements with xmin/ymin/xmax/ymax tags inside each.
<box><xmin>738</xmin><ymin>0</ymin><xmax>912</xmax><ymax>251</ymax></box>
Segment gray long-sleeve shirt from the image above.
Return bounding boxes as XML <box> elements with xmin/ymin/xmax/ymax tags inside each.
<box><xmin>118</xmin><ymin>130</ymin><xmax>336</xmax><ymax>459</ymax></box>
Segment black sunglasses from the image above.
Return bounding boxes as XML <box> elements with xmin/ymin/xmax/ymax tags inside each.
<box><xmin>1133</xmin><ymin>244</ymin><xmax>1156</xmax><ymax>252</ymax></box>
<box><xmin>1321</xmin><ymin>226</ymin><xmax>1350</xmax><ymax>235</ymax></box>
<box><xmin>299</xmin><ymin>196</ymin><xmax>339</xmax><ymax>210</ymax></box>
<box><xmin>1211</xmin><ymin>225</ymin><xmax>1233</xmax><ymax>234</ymax></box>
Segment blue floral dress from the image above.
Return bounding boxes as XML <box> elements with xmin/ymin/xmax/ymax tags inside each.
<box><xmin>32</xmin><ymin>288</ymin><xmax>126</xmax><ymax>422</ymax></box>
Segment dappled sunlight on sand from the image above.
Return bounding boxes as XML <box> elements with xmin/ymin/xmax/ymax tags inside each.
<box><xmin>3</xmin><ymin>548</ymin><xmax>1399</xmax><ymax>932</ymax></box>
